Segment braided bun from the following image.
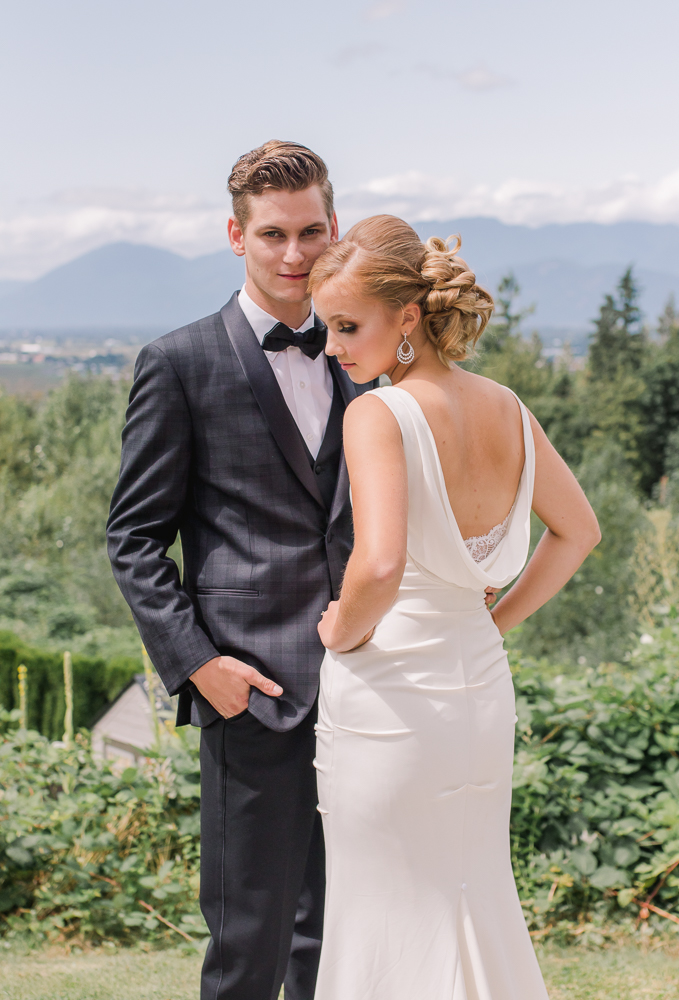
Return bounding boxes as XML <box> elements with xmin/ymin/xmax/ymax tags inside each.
<box><xmin>420</xmin><ymin>236</ymin><xmax>494</xmax><ymax>362</ymax></box>
<box><xmin>308</xmin><ymin>215</ymin><xmax>493</xmax><ymax>364</ymax></box>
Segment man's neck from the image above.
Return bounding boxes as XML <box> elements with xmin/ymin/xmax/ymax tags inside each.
<box><xmin>244</xmin><ymin>278</ymin><xmax>312</xmax><ymax>330</ymax></box>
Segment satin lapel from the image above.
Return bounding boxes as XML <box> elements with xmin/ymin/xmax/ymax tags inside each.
<box><xmin>327</xmin><ymin>357</ymin><xmax>360</xmax><ymax>528</ymax></box>
<box><xmin>220</xmin><ymin>294</ymin><xmax>325</xmax><ymax>509</ymax></box>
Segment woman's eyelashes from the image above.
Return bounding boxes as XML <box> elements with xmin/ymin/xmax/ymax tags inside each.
<box><xmin>337</xmin><ymin>323</ymin><xmax>357</xmax><ymax>334</ymax></box>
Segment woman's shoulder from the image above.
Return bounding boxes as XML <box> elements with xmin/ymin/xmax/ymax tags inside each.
<box><xmin>399</xmin><ymin>369</ymin><xmax>521</xmax><ymax>413</ymax></box>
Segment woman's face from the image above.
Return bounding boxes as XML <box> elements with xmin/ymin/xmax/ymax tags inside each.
<box><xmin>314</xmin><ymin>275</ymin><xmax>416</xmax><ymax>384</ymax></box>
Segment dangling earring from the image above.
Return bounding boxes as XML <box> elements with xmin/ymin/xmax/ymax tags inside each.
<box><xmin>396</xmin><ymin>331</ymin><xmax>415</xmax><ymax>365</ymax></box>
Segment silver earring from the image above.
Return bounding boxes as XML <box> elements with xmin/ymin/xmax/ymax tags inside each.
<box><xmin>396</xmin><ymin>332</ymin><xmax>414</xmax><ymax>365</ymax></box>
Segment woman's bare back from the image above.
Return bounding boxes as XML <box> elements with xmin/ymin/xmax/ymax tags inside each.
<box><xmin>397</xmin><ymin>367</ymin><xmax>525</xmax><ymax>540</ymax></box>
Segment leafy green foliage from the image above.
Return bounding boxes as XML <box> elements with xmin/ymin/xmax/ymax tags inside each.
<box><xmin>0</xmin><ymin>719</ymin><xmax>204</xmax><ymax>947</ymax></box>
<box><xmin>511</xmin><ymin>626</ymin><xmax>679</xmax><ymax>937</ymax></box>
<box><xmin>0</xmin><ymin>373</ymin><xmax>142</xmax><ymax>661</ymax></box>
<box><xmin>513</xmin><ymin>443</ymin><xmax>646</xmax><ymax>665</ymax></box>
<box><xmin>6</xmin><ymin>626</ymin><xmax>679</xmax><ymax>945</ymax></box>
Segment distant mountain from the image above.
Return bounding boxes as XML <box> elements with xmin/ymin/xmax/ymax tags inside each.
<box><xmin>0</xmin><ymin>219</ymin><xmax>677</xmax><ymax>337</ymax></box>
<box><xmin>416</xmin><ymin>218</ymin><xmax>679</xmax><ymax>275</ymax></box>
<box><xmin>0</xmin><ymin>243</ymin><xmax>245</xmax><ymax>330</ymax></box>
<box><xmin>0</xmin><ymin>279</ymin><xmax>26</xmax><ymax>300</ymax></box>
<box><xmin>483</xmin><ymin>260</ymin><xmax>679</xmax><ymax>333</ymax></box>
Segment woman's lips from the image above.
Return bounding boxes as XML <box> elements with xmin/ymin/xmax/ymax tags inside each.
<box><xmin>339</xmin><ymin>362</ymin><xmax>355</xmax><ymax>369</ymax></box>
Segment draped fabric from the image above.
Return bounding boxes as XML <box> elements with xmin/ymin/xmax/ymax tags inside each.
<box><xmin>314</xmin><ymin>385</ymin><xmax>548</xmax><ymax>1000</ymax></box>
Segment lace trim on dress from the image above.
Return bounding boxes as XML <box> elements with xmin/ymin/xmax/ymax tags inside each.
<box><xmin>463</xmin><ymin>500</ymin><xmax>517</xmax><ymax>564</ymax></box>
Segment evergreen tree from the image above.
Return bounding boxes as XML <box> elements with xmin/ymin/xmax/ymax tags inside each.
<box><xmin>589</xmin><ymin>294</ymin><xmax>620</xmax><ymax>381</ymax></box>
<box><xmin>637</xmin><ymin>295</ymin><xmax>679</xmax><ymax>492</ymax></box>
<box><xmin>589</xmin><ymin>267</ymin><xmax>644</xmax><ymax>380</ymax></box>
<box><xmin>658</xmin><ymin>294</ymin><xmax>679</xmax><ymax>346</ymax></box>
<box><xmin>484</xmin><ymin>272</ymin><xmax>534</xmax><ymax>353</ymax></box>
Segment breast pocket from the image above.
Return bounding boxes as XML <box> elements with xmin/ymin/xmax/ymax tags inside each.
<box><xmin>195</xmin><ymin>588</ymin><xmax>260</xmax><ymax>598</ymax></box>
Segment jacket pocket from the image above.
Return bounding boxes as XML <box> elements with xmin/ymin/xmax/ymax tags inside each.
<box><xmin>195</xmin><ymin>588</ymin><xmax>260</xmax><ymax>597</ymax></box>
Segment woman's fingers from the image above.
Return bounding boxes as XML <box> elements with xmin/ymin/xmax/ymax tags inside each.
<box><xmin>485</xmin><ymin>587</ymin><xmax>499</xmax><ymax>607</ymax></box>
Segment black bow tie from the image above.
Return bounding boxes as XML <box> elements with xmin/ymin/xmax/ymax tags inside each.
<box><xmin>261</xmin><ymin>316</ymin><xmax>327</xmax><ymax>361</ymax></box>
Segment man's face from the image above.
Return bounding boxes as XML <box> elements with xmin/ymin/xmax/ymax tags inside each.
<box><xmin>228</xmin><ymin>186</ymin><xmax>338</xmax><ymax>310</ymax></box>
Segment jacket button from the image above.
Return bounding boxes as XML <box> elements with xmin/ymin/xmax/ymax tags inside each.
<box><xmin>314</xmin><ymin>463</ymin><xmax>323</xmax><ymax>475</ymax></box>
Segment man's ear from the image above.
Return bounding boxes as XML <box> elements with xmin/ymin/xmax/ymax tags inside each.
<box><xmin>228</xmin><ymin>216</ymin><xmax>246</xmax><ymax>257</ymax></box>
<box><xmin>330</xmin><ymin>211</ymin><xmax>339</xmax><ymax>244</ymax></box>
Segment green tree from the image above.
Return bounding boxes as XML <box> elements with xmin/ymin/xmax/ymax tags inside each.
<box><xmin>589</xmin><ymin>267</ymin><xmax>644</xmax><ymax>381</ymax></box>
<box><xmin>635</xmin><ymin>296</ymin><xmax>679</xmax><ymax>494</ymax></box>
<box><xmin>584</xmin><ymin>268</ymin><xmax>646</xmax><ymax>475</ymax></box>
<box><xmin>511</xmin><ymin>442</ymin><xmax>645</xmax><ymax>665</ymax></box>
<box><xmin>484</xmin><ymin>272</ymin><xmax>535</xmax><ymax>353</ymax></box>
<box><xmin>657</xmin><ymin>294</ymin><xmax>679</xmax><ymax>344</ymax></box>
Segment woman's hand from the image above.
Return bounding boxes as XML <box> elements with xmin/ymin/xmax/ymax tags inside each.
<box><xmin>318</xmin><ymin>600</ymin><xmax>340</xmax><ymax>648</ymax></box>
<box><xmin>484</xmin><ymin>587</ymin><xmax>499</xmax><ymax>607</ymax></box>
<box><xmin>347</xmin><ymin>627</ymin><xmax>375</xmax><ymax>650</ymax></box>
<box><xmin>318</xmin><ymin>602</ymin><xmax>376</xmax><ymax>651</ymax></box>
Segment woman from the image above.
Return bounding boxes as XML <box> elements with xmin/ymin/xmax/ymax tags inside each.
<box><xmin>309</xmin><ymin>216</ymin><xmax>600</xmax><ymax>1000</ymax></box>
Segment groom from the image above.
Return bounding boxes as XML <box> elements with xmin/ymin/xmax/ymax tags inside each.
<box><xmin>107</xmin><ymin>141</ymin><xmax>372</xmax><ymax>999</ymax></box>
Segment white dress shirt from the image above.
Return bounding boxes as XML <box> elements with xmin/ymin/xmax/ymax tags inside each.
<box><xmin>238</xmin><ymin>285</ymin><xmax>333</xmax><ymax>460</ymax></box>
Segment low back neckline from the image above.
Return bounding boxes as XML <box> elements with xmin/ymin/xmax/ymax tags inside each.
<box><xmin>384</xmin><ymin>385</ymin><xmax>527</xmax><ymax>562</ymax></box>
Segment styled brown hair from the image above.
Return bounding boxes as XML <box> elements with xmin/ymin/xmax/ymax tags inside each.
<box><xmin>308</xmin><ymin>215</ymin><xmax>494</xmax><ymax>364</ymax></box>
<box><xmin>227</xmin><ymin>140</ymin><xmax>334</xmax><ymax>228</ymax></box>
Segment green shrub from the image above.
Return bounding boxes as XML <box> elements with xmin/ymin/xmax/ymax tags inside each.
<box><xmin>511</xmin><ymin>624</ymin><xmax>679</xmax><ymax>937</ymax></box>
<box><xmin>0</xmin><ymin>631</ymin><xmax>139</xmax><ymax>740</ymax></box>
<box><xmin>6</xmin><ymin>625</ymin><xmax>679</xmax><ymax>946</ymax></box>
<box><xmin>0</xmin><ymin>718</ymin><xmax>203</xmax><ymax>947</ymax></box>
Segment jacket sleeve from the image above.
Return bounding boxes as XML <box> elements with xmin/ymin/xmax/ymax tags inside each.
<box><xmin>106</xmin><ymin>343</ymin><xmax>219</xmax><ymax>695</ymax></box>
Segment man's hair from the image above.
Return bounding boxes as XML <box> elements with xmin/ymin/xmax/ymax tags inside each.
<box><xmin>227</xmin><ymin>140</ymin><xmax>334</xmax><ymax>229</ymax></box>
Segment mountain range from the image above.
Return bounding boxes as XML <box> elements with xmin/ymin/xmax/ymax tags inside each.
<box><xmin>0</xmin><ymin>219</ymin><xmax>677</xmax><ymax>347</ymax></box>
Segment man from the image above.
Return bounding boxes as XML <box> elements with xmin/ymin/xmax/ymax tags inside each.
<box><xmin>107</xmin><ymin>141</ymin><xmax>373</xmax><ymax>1000</ymax></box>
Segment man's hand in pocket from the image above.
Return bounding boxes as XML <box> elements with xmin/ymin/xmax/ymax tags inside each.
<box><xmin>191</xmin><ymin>656</ymin><xmax>283</xmax><ymax>719</ymax></box>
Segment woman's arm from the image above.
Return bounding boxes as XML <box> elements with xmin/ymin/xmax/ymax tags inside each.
<box><xmin>490</xmin><ymin>412</ymin><xmax>601</xmax><ymax>635</ymax></box>
<box><xmin>318</xmin><ymin>394</ymin><xmax>408</xmax><ymax>652</ymax></box>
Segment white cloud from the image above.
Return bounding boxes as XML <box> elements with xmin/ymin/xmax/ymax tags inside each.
<box><xmin>335</xmin><ymin>169</ymin><xmax>679</xmax><ymax>229</ymax></box>
<box><xmin>364</xmin><ymin>1</ymin><xmax>405</xmax><ymax>21</ymax></box>
<box><xmin>2</xmin><ymin>171</ymin><xmax>679</xmax><ymax>280</ymax></box>
<box><xmin>0</xmin><ymin>189</ymin><xmax>232</xmax><ymax>280</ymax></box>
<box><xmin>455</xmin><ymin>65</ymin><xmax>513</xmax><ymax>91</ymax></box>
<box><xmin>416</xmin><ymin>63</ymin><xmax>513</xmax><ymax>91</ymax></box>
<box><xmin>331</xmin><ymin>42</ymin><xmax>385</xmax><ymax>67</ymax></box>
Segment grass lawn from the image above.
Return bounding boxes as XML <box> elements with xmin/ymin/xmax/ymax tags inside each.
<box><xmin>0</xmin><ymin>945</ymin><xmax>678</xmax><ymax>999</ymax></box>
<box><xmin>539</xmin><ymin>946</ymin><xmax>679</xmax><ymax>999</ymax></box>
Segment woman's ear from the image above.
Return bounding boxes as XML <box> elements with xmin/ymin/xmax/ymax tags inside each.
<box><xmin>402</xmin><ymin>302</ymin><xmax>422</xmax><ymax>335</ymax></box>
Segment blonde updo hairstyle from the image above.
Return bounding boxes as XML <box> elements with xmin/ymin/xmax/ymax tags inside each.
<box><xmin>308</xmin><ymin>215</ymin><xmax>494</xmax><ymax>364</ymax></box>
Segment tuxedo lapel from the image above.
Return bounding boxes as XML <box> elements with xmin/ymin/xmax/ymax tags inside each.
<box><xmin>220</xmin><ymin>294</ymin><xmax>325</xmax><ymax>508</ymax></box>
<box><xmin>327</xmin><ymin>357</ymin><xmax>360</xmax><ymax>529</ymax></box>
<box><xmin>329</xmin><ymin>356</ymin><xmax>359</xmax><ymax>409</ymax></box>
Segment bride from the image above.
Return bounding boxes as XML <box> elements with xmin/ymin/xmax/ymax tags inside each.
<box><xmin>309</xmin><ymin>216</ymin><xmax>600</xmax><ymax>1000</ymax></box>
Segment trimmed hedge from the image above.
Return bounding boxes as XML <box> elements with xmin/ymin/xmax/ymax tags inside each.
<box><xmin>0</xmin><ymin>631</ymin><xmax>140</xmax><ymax>740</ymax></box>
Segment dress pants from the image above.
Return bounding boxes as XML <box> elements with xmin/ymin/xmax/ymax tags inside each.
<box><xmin>199</xmin><ymin>704</ymin><xmax>324</xmax><ymax>1000</ymax></box>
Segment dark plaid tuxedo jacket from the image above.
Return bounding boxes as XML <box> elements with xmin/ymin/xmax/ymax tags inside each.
<box><xmin>107</xmin><ymin>293</ymin><xmax>371</xmax><ymax>732</ymax></box>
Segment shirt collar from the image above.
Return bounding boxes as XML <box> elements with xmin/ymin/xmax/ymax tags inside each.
<box><xmin>238</xmin><ymin>285</ymin><xmax>315</xmax><ymax>346</ymax></box>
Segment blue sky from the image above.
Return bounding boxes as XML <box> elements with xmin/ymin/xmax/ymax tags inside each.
<box><xmin>1</xmin><ymin>0</ymin><xmax>678</xmax><ymax>277</ymax></box>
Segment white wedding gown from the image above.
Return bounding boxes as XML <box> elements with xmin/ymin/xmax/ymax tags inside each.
<box><xmin>314</xmin><ymin>386</ymin><xmax>548</xmax><ymax>1000</ymax></box>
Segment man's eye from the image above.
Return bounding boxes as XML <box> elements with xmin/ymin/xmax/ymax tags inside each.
<box><xmin>263</xmin><ymin>231</ymin><xmax>283</xmax><ymax>238</ymax></box>
<box><xmin>302</xmin><ymin>228</ymin><xmax>321</xmax><ymax>237</ymax></box>
<box><xmin>338</xmin><ymin>324</ymin><xmax>356</xmax><ymax>334</ymax></box>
